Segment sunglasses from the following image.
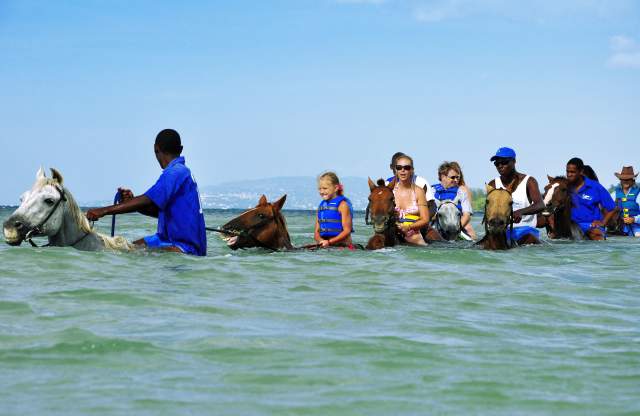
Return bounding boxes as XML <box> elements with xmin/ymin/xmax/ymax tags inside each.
<box><xmin>395</xmin><ymin>164</ymin><xmax>413</xmax><ymax>171</ymax></box>
<box><xmin>493</xmin><ymin>159</ymin><xmax>512</xmax><ymax>167</ymax></box>
<box><xmin>448</xmin><ymin>175</ymin><xmax>460</xmax><ymax>180</ymax></box>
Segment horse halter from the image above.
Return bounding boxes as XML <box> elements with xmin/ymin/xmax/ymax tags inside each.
<box><xmin>482</xmin><ymin>188</ymin><xmax>515</xmax><ymax>247</ymax></box>
<box><xmin>365</xmin><ymin>188</ymin><xmax>396</xmax><ymax>234</ymax></box>
<box><xmin>25</xmin><ymin>185</ymin><xmax>90</xmax><ymax>248</ymax></box>
<box><xmin>433</xmin><ymin>200</ymin><xmax>461</xmax><ymax>237</ymax></box>
<box><xmin>236</xmin><ymin>206</ymin><xmax>282</xmax><ymax>251</ymax></box>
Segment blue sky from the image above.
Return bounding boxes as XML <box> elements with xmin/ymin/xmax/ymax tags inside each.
<box><xmin>1</xmin><ymin>0</ymin><xmax>638</xmax><ymax>204</ymax></box>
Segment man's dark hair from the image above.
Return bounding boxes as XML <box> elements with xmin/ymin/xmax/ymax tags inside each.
<box><xmin>582</xmin><ymin>165</ymin><xmax>599</xmax><ymax>182</ymax></box>
<box><xmin>390</xmin><ymin>152</ymin><xmax>406</xmax><ymax>168</ymax></box>
<box><xmin>155</xmin><ymin>129</ymin><xmax>183</xmax><ymax>155</ymax></box>
<box><xmin>567</xmin><ymin>157</ymin><xmax>584</xmax><ymax>171</ymax></box>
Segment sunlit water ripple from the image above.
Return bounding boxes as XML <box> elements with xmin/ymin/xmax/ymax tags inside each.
<box><xmin>1</xmin><ymin>208</ymin><xmax>638</xmax><ymax>415</ymax></box>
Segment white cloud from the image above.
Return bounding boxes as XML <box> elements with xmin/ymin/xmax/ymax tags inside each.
<box><xmin>607</xmin><ymin>35</ymin><xmax>640</xmax><ymax>69</ymax></box>
<box><xmin>608</xmin><ymin>35</ymin><xmax>640</xmax><ymax>69</ymax></box>
<box><xmin>335</xmin><ymin>0</ymin><xmax>637</xmax><ymax>23</ymax></box>
<box><xmin>334</xmin><ymin>0</ymin><xmax>388</xmax><ymax>4</ymax></box>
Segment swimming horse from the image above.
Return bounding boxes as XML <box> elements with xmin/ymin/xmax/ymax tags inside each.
<box><xmin>431</xmin><ymin>197</ymin><xmax>471</xmax><ymax>241</ymax></box>
<box><xmin>218</xmin><ymin>195</ymin><xmax>293</xmax><ymax>251</ymax></box>
<box><xmin>365</xmin><ymin>178</ymin><xmax>400</xmax><ymax>250</ymax></box>
<box><xmin>477</xmin><ymin>184</ymin><xmax>516</xmax><ymax>250</ymax></box>
<box><xmin>3</xmin><ymin>168</ymin><xmax>132</xmax><ymax>251</ymax></box>
<box><xmin>541</xmin><ymin>176</ymin><xmax>584</xmax><ymax>239</ymax></box>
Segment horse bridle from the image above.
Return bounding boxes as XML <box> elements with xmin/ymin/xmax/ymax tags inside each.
<box><xmin>433</xmin><ymin>200</ymin><xmax>462</xmax><ymax>237</ymax></box>
<box><xmin>25</xmin><ymin>185</ymin><xmax>91</xmax><ymax>248</ymax></box>
<box><xmin>365</xmin><ymin>189</ymin><xmax>397</xmax><ymax>234</ymax></box>
<box><xmin>217</xmin><ymin>207</ymin><xmax>281</xmax><ymax>251</ymax></box>
<box><xmin>482</xmin><ymin>188</ymin><xmax>515</xmax><ymax>247</ymax></box>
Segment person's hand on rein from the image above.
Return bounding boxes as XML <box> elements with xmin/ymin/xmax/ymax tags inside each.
<box><xmin>86</xmin><ymin>207</ymin><xmax>108</xmax><ymax>221</ymax></box>
<box><xmin>118</xmin><ymin>188</ymin><xmax>134</xmax><ymax>202</ymax></box>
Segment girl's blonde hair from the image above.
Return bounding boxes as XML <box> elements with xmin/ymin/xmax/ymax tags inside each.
<box><xmin>318</xmin><ymin>171</ymin><xmax>344</xmax><ymax>196</ymax></box>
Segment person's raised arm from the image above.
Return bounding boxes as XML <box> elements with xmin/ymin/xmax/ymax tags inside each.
<box><xmin>514</xmin><ymin>177</ymin><xmax>545</xmax><ymax>222</ymax></box>
<box><xmin>86</xmin><ymin>195</ymin><xmax>157</xmax><ymax>221</ymax></box>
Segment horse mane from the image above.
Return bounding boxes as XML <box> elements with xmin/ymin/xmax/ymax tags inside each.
<box><xmin>553</xmin><ymin>176</ymin><xmax>567</xmax><ymax>181</ymax></box>
<box><xmin>274</xmin><ymin>208</ymin><xmax>293</xmax><ymax>249</ymax></box>
<box><xmin>35</xmin><ymin>177</ymin><xmax>132</xmax><ymax>251</ymax></box>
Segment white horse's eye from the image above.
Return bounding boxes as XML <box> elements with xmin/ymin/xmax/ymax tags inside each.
<box><xmin>44</xmin><ymin>198</ymin><xmax>55</xmax><ymax>206</ymax></box>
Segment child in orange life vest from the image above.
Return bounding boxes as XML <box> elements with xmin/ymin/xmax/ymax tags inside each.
<box><xmin>314</xmin><ymin>172</ymin><xmax>354</xmax><ymax>248</ymax></box>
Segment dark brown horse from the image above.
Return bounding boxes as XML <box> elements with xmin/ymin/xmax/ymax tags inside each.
<box><xmin>477</xmin><ymin>185</ymin><xmax>515</xmax><ymax>250</ymax></box>
<box><xmin>219</xmin><ymin>195</ymin><xmax>293</xmax><ymax>250</ymax></box>
<box><xmin>365</xmin><ymin>178</ymin><xmax>400</xmax><ymax>250</ymax></box>
<box><xmin>541</xmin><ymin>176</ymin><xmax>583</xmax><ymax>240</ymax></box>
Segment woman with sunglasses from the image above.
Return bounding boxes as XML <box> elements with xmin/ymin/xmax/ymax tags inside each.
<box><xmin>432</xmin><ymin>161</ymin><xmax>475</xmax><ymax>239</ymax></box>
<box><xmin>487</xmin><ymin>147</ymin><xmax>545</xmax><ymax>245</ymax></box>
<box><xmin>392</xmin><ymin>155</ymin><xmax>429</xmax><ymax>245</ymax></box>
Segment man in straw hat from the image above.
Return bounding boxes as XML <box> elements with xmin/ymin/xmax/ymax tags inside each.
<box><xmin>610</xmin><ymin>166</ymin><xmax>640</xmax><ymax>237</ymax></box>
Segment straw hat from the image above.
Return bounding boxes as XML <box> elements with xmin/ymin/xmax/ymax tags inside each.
<box><xmin>614</xmin><ymin>166</ymin><xmax>638</xmax><ymax>180</ymax></box>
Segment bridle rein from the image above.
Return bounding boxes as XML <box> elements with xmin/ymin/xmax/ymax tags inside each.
<box><xmin>25</xmin><ymin>185</ymin><xmax>91</xmax><ymax>248</ymax></box>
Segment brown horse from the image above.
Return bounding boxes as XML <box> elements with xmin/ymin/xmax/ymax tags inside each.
<box><xmin>478</xmin><ymin>185</ymin><xmax>515</xmax><ymax>250</ymax></box>
<box><xmin>219</xmin><ymin>195</ymin><xmax>293</xmax><ymax>251</ymax></box>
<box><xmin>541</xmin><ymin>176</ymin><xmax>584</xmax><ymax>240</ymax></box>
<box><xmin>365</xmin><ymin>178</ymin><xmax>400</xmax><ymax>250</ymax></box>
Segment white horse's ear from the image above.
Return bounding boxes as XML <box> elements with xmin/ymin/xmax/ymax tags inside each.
<box><xmin>36</xmin><ymin>167</ymin><xmax>46</xmax><ymax>180</ymax></box>
<box><xmin>434</xmin><ymin>199</ymin><xmax>442</xmax><ymax>208</ymax></box>
<box><xmin>452</xmin><ymin>195</ymin><xmax>460</xmax><ymax>205</ymax></box>
<box><xmin>51</xmin><ymin>168</ymin><xmax>64</xmax><ymax>185</ymax></box>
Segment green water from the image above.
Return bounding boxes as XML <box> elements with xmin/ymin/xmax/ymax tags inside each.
<box><xmin>1</xmin><ymin>208</ymin><xmax>639</xmax><ymax>415</ymax></box>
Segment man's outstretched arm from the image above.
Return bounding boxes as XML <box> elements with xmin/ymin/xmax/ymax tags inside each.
<box><xmin>86</xmin><ymin>195</ymin><xmax>158</xmax><ymax>221</ymax></box>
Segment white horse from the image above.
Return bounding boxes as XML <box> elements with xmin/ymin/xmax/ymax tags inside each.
<box><xmin>433</xmin><ymin>198</ymin><xmax>473</xmax><ymax>241</ymax></box>
<box><xmin>3</xmin><ymin>168</ymin><xmax>132</xmax><ymax>251</ymax></box>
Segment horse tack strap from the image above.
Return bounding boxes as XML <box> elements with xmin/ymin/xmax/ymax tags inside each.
<box><xmin>25</xmin><ymin>185</ymin><xmax>68</xmax><ymax>248</ymax></box>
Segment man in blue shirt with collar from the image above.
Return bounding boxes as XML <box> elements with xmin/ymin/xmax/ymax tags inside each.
<box><xmin>610</xmin><ymin>165</ymin><xmax>640</xmax><ymax>237</ymax></box>
<box><xmin>87</xmin><ymin>129</ymin><xmax>207</xmax><ymax>255</ymax></box>
<box><xmin>566</xmin><ymin>157</ymin><xmax>616</xmax><ymax>241</ymax></box>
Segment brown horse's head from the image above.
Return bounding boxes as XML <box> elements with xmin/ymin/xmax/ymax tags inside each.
<box><xmin>221</xmin><ymin>195</ymin><xmax>292</xmax><ymax>250</ymax></box>
<box><xmin>484</xmin><ymin>184</ymin><xmax>513</xmax><ymax>234</ymax></box>
<box><xmin>367</xmin><ymin>177</ymin><xmax>396</xmax><ymax>234</ymax></box>
<box><xmin>542</xmin><ymin>175</ymin><xmax>569</xmax><ymax>217</ymax></box>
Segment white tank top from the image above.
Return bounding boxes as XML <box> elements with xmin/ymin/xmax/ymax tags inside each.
<box><xmin>495</xmin><ymin>175</ymin><xmax>537</xmax><ymax>228</ymax></box>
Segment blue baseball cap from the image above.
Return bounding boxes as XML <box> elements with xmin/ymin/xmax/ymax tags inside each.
<box><xmin>490</xmin><ymin>147</ymin><xmax>516</xmax><ymax>161</ymax></box>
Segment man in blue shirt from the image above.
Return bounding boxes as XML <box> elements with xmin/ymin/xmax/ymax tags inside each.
<box><xmin>566</xmin><ymin>157</ymin><xmax>616</xmax><ymax>241</ymax></box>
<box><xmin>87</xmin><ymin>129</ymin><xmax>207</xmax><ymax>255</ymax></box>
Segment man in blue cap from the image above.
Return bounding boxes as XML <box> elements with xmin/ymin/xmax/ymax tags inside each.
<box><xmin>86</xmin><ymin>129</ymin><xmax>207</xmax><ymax>256</ymax></box>
<box><xmin>486</xmin><ymin>147</ymin><xmax>545</xmax><ymax>245</ymax></box>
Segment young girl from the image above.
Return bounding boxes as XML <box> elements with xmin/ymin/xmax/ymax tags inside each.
<box><xmin>315</xmin><ymin>172</ymin><xmax>354</xmax><ymax>248</ymax></box>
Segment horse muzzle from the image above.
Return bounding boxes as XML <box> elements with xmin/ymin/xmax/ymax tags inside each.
<box><xmin>486</xmin><ymin>218</ymin><xmax>508</xmax><ymax>233</ymax></box>
<box><xmin>3</xmin><ymin>216</ymin><xmax>30</xmax><ymax>246</ymax></box>
<box><xmin>371</xmin><ymin>216</ymin><xmax>389</xmax><ymax>234</ymax></box>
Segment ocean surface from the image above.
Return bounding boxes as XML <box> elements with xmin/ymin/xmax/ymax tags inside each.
<box><xmin>1</xmin><ymin>207</ymin><xmax>639</xmax><ymax>415</ymax></box>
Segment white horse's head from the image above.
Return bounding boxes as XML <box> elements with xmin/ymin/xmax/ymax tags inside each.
<box><xmin>435</xmin><ymin>197</ymin><xmax>462</xmax><ymax>239</ymax></box>
<box><xmin>3</xmin><ymin>168</ymin><xmax>74</xmax><ymax>246</ymax></box>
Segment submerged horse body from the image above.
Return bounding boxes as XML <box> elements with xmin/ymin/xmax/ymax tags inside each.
<box><xmin>3</xmin><ymin>168</ymin><xmax>131</xmax><ymax>251</ymax></box>
<box><xmin>478</xmin><ymin>185</ymin><xmax>515</xmax><ymax>250</ymax></box>
<box><xmin>432</xmin><ymin>198</ymin><xmax>465</xmax><ymax>241</ymax></box>
<box><xmin>541</xmin><ymin>176</ymin><xmax>584</xmax><ymax>240</ymax></box>
<box><xmin>220</xmin><ymin>195</ymin><xmax>293</xmax><ymax>251</ymax></box>
<box><xmin>365</xmin><ymin>178</ymin><xmax>400</xmax><ymax>250</ymax></box>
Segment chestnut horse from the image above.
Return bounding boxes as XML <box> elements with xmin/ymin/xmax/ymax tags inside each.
<box><xmin>219</xmin><ymin>195</ymin><xmax>293</xmax><ymax>251</ymax></box>
<box><xmin>477</xmin><ymin>185</ymin><xmax>515</xmax><ymax>250</ymax></box>
<box><xmin>541</xmin><ymin>176</ymin><xmax>584</xmax><ymax>240</ymax></box>
<box><xmin>365</xmin><ymin>178</ymin><xmax>400</xmax><ymax>250</ymax></box>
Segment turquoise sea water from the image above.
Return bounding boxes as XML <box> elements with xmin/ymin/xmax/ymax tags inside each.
<box><xmin>1</xmin><ymin>207</ymin><xmax>639</xmax><ymax>415</ymax></box>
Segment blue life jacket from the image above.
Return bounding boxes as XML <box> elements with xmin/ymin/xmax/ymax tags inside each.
<box><xmin>615</xmin><ymin>186</ymin><xmax>640</xmax><ymax>218</ymax></box>
<box><xmin>318</xmin><ymin>195</ymin><xmax>354</xmax><ymax>238</ymax></box>
<box><xmin>432</xmin><ymin>183</ymin><xmax>462</xmax><ymax>211</ymax></box>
